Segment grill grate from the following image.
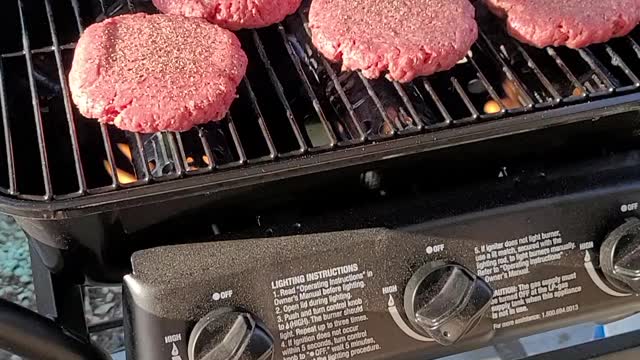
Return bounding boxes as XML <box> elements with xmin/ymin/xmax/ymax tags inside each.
<box><xmin>0</xmin><ymin>0</ymin><xmax>639</xmax><ymax>201</ymax></box>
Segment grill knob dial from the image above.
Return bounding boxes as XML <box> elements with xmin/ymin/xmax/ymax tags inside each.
<box><xmin>188</xmin><ymin>308</ymin><xmax>274</xmax><ymax>360</ymax></box>
<box><xmin>404</xmin><ymin>261</ymin><xmax>494</xmax><ymax>345</ymax></box>
<box><xmin>600</xmin><ymin>218</ymin><xmax>640</xmax><ymax>294</ymax></box>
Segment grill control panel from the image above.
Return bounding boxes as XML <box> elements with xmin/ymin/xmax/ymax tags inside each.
<box><xmin>124</xmin><ymin>186</ymin><xmax>640</xmax><ymax>360</ymax></box>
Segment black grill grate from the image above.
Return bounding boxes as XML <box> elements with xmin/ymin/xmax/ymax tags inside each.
<box><xmin>0</xmin><ymin>0</ymin><xmax>639</xmax><ymax>201</ymax></box>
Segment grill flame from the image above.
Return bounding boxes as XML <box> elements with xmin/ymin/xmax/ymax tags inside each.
<box><xmin>102</xmin><ymin>143</ymin><xmax>137</xmax><ymax>184</ymax></box>
<box><xmin>483</xmin><ymin>79</ymin><xmax>523</xmax><ymax>114</ymax></box>
<box><xmin>116</xmin><ymin>143</ymin><xmax>133</xmax><ymax>162</ymax></box>
<box><xmin>484</xmin><ymin>100</ymin><xmax>502</xmax><ymax>114</ymax></box>
<box><xmin>103</xmin><ymin>160</ymin><xmax>137</xmax><ymax>184</ymax></box>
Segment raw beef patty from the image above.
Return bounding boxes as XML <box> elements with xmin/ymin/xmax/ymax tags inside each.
<box><xmin>69</xmin><ymin>13</ymin><xmax>247</xmax><ymax>133</ymax></box>
<box><xmin>484</xmin><ymin>0</ymin><xmax>640</xmax><ymax>48</ymax></box>
<box><xmin>309</xmin><ymin>0</ymin><xmax>477</xmax><ymax>82</ymax></box>
<box><xmin>152</xmin><ymin>0</ymin><xmax>302</xmax><ymax>30</ymax></box>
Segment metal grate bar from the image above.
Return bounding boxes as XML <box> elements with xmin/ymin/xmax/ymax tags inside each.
<box><xmin>98</xmin><ymin>0</ymin><xmax>107</xmax><ymax>13</ymax></box>
<box><xmin>17</xmin><ymin>0</ymin><xmax>53</xmax><ymax>199</ymax></box>
<box><xmin>174</xmin><ymin>132</ymin><xmax>193</xmax><ymax>173</ymax></box>
<box><xmin>125</xmin><ymin>0</ymin><xmax>136</xmax><ymax>12</ymax></box>
<box><xmin>512</xmin><ymin>41</ymin><xmax>562</xmax><ymax>103</ymax></box>
<box><xmin>69</xmin><ymin>0</ymin><xmax>83</xmax><ymax>33</ymax></box>
<box><xmin>630</xmin><ymin>36</ymin><xmax>640</xmax><ymax>59</ymax></box>
<box><xmin>132</xmin><ymin>133</ymin><xmax>150</xmax><ymax>182</ymax></box>
<box><xmin>478</xmin><ymin>31</ymin><xmax>534</xmax><ymax>108</ymax></box>
<box><xmin>44</xmin><ymin>0</ymin><xmax>87</xmax><ymax>194</ymax></box>
<box><xmin>169</xmin><ymin>132</ymin><xmax>191</xmax><ymax>174</ymax></box>
<box><xmin>224</xmin><ymin>113</ymin><xmax>247</xmax><ymax>166</ymax></box>
<box><xmin>276</xmin><ymin>24</ymin><xmax>337</xmax><ymax>148</ymax></box>
<box><xmin>242</xmin><ymin>77</ymin><xmax>277</xmax><ymax>161</ymax></box>
<box><xmin>604</xmin><ymin>44</ymin><xmax>640</xmax><ymax>91</ymax></box>
<box><xmin>0</xmin><ymin>60</ymin><xmax>16</xmax><ymax>194</ymax></box>
<box><xmin>546</xmin><ymin>48</ymin><xmax>587</xmax><ymax>100</ymax></box>
<box><xmin>166</xmin><ymin>132</ymin><xmax>184</xmax><ymax>177</ymax></box>
<box><xmin>100</xmin><ymin>124</ymin><xmax>118</xmax><ymax>186</ymax></box>
<box><xmin>297</xmin><ymin>11</ymin><xmax>365</xmax><ymax>143</ymax></box>
<box><xmin>251</xmin><ymin>30</ymin><xmax>307</xmax><ymax>155</ymax></box>
<box><xmin>356</xmin><ymin>74</ymin><xmax>396</xmax><ymax>139</ymax></box>
<box><xmin>422</xmin><ymin>78</ymin><xmax>453</xmax><ymax>123</ymax></box>
<box><xmin>451</xmin><ymin>77</ymin><xmax>481</xmax><ymax>121</ymax></box>
<box><xmin>320</xmin><ymin>59</ymin><xmax>367</xmax><ymax>143</ymax></box>
<box><xmin>1</xmin><ymin>43</ymin><xmax>77</xmax><ymax>58</ymax></box>
<box><xmin>578</xmin><ymin>48</ymin><xmax>615</xmax><ymax>93</ymax></box>
<box><xmin>196</xmin><ymin>127</ymin><xmax>215</xmax><ymax>170</ymax></box>
<box><xmin>466</xmin><ymin>54</ymin><xmax>506</xmax><ymax>117</ymax></box>
<box><xmin>392</xmin><ymin>82</ymin><xmax>424</xmax><ymax>132</ymax></box>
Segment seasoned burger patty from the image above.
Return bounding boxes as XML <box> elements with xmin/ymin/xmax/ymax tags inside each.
<box><xmin>152</xmin><ymin>0</ymin><xmax>302</xmax><ymax>30</ymax></box>
<box><xmin>69</xmin><ymin>13</ymin><xmax>247</xmax><ymax>133</ymax></box>
<box><xmin>484</xmin><ymin>0</ymin><xmax>640</xmax><ymax>48</ymax></box>
<box><xmin>309</xmin><ymin>0</ymin><xmax>477</xmax><ymax>83</ymax></box>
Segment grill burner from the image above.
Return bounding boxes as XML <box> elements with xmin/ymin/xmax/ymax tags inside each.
<box><xmin>0</xmin><ymin>0</ymin><xmax>638</xmax><ymax>202</ymax></box>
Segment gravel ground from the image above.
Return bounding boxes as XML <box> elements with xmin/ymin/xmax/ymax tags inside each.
<box><xmin>0</xmin><ymin>218</ymin><xmax>34</xmax><ymax>311</ymax></box>
<box><xmin>85</xmin><ymin>286</ymin><xmax>125</xmax><ymax>354</ymax></box>
<box><xmin>0</xmin><ymin>216</ymin><xmax>123</xmax><ymax>359</ymax></box>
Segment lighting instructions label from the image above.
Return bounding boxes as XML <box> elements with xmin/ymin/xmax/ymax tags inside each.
<box><xmin>473</xmin><ymin>229</ymin><xmax>582</xmax><ymax>329</ymax></box>
<box><xmin>270</xmin><ymin>263</ymin><xmax>382</xmax><ymax>360</ymax></box>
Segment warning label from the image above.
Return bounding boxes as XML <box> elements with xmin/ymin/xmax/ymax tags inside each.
<box><xmin>271</xmin><ymin>264</ymin><xmax>381</xmax><ymax>360</ymax></box>
<box><xmin>472</xmin><ymin>229</ymin><xmax>583</xmax><ymax>330</ymax></box>
<box><xmin>474</xmin><ymin>230</ymin><xmax>576</xmax><ymax>282</ymax></box>
<box><xmin>490</xmin><ymin>272</ymin><xmax>582</xmax><ymax>329</ymax></box>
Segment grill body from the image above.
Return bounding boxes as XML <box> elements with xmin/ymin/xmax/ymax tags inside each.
<box><xmin>1</xmin><ymin>1</ymin><xmax>640</xmax><ymax>358</ymax></box>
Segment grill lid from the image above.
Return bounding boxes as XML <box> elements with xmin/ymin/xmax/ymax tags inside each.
<box><xmin>0</xmin><ymin>0</ymin><xmax>639</xmax><ymax>211</ymax></box>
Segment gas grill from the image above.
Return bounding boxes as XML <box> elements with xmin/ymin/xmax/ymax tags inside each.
<box><xmin>1</xmin><ymin>0</ymin><xmax>640</xmax><ymax>359</ymax></box>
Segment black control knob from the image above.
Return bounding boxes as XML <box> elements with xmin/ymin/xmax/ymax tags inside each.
<box><xmin>404</xmin><ymin>261</ymin><xmax>494</xmax><ymax>345</ymax></box>
<box><xmin>600</xmin><ymin>218</ymin><xmax>640</xmax><ymax>294</ymax></box>
<box><xmin>188</xmin><ymin>308</ymin><xmax>274</xmax><ymax>360</ymax></box>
